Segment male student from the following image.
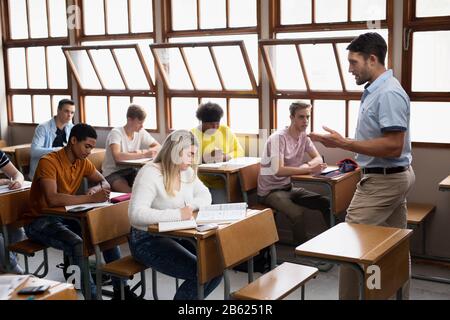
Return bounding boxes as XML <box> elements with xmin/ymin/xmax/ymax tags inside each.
<box><xmin>102</xmin><ymin>104</ymin><xmax>160</xmax><ymax>193</ymax></box>
<box><xmin>309</xmin><ymin>32</ymin><xmax>415</xmax><ymax>299</ymax></box>
<box><xmin>257</xmin><ymin>101</ymin><xmax>330</xmax><ymax>244</ymax></box>
<box><xmin>24</xmin><ymin>123</ymin><xmax>138</xmax><ymax>299</ymax></box>
<box><xmin>29</xmin><ymin>99</ymin><xmax>75</xmax><ymax>179</ymax></box>
<box><xmin>191</xmin><ymin>102</ymin><xmax>244</xmax><ymax>203</ymax></box>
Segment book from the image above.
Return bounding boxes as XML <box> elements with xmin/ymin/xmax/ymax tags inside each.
<box><xmin>0</xmin><ymin>275</ymin><xmax>29</xmax><ymax>300</ymax></box>
<box><xmin>0</xmin><ymin>181</ymin><xmax>32</xmax><ymax>194</ymax></box>
<box><xmin>158</xmin><ymin>219</ymin><xmax>197</xmax><ymax>232</ymax></box>
<box><xmin>196</xmin><ymin>202</ymin><xmax>247</xmax><ymax>224</ymax></box>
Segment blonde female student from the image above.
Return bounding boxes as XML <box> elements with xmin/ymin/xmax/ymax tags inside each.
<box><xmin>128</xmin><ymin>130</ymin><xmax>222</xmax><ymax>300</ymax></box>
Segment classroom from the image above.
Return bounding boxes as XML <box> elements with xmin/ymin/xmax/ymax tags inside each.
<box><xmin>0</xmin><ymin>0</ymin><xmax>449</xmax><ymax>303</ymax></box>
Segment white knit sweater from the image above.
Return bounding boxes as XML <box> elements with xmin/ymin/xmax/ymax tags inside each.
<box><xmin>128</xmin><ymin>163</ymin><xmax>212</xmax><ymax>231</ymax></box>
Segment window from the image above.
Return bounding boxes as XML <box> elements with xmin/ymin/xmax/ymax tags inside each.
<box><xmin>268</xmin><ymin>1</ymin><xmax>392</xmax><ymax>137</ymax></box>
<box><xmin>403</xmin><ymin>0</ymin><xmax>450</xmax><ymax>144</ymax></box>
<box><xmin>2</xmin><ymin>0</ymin><xmax>70</xmax><ymax>124</ymax></box>
<box><xmin>163</xmin><ymin>0</ymin><xmax>260</xmax><ymax>134</ymax></box>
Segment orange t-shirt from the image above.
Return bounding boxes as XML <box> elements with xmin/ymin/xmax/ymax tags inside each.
<box><xmin>28</xmin><ymin>148</ymin><xmax>96</xmax><ymax>218</ymax></box>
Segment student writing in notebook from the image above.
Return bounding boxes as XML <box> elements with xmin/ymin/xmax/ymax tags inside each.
<box><xmin>128</xmin><ymin>130</ymin><xmax>222</xmax><ymax>300</ymax></box>
<box><xmin>24</xmin><ymin>124</ymin><xmax>138</xmax><ymax>300</ymax></box>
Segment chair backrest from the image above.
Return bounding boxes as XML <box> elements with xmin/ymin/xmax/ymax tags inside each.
<box><xmin>14</xmin><ymin>147</ymin><xmax>31</xmax><ymax>175</ymax></box>
<box><xmin>0</xmin><ymin>140</ymin><xmax>7</xmax><ymax>149</ymax></box>
<box><xmin>216</xmin><ymin>208</ymin><xmax>278</xmax><ymax>269</ymax></box>
<box><xmin>86</xmin><ymin>201</ymin><xmax>131</xmax><ymax>247</ymax></box>
<box><xmin>0</xmin><ymin>189</ymin><xmax>31</xmax><ymax>226</ymax></box>
<box><xmin>238</xmin><ymin>162</ymin><xmax>260</xmax><ymax>203</ymax></box>
<box><xmin>87</xmin><ymin>149</ymin><xmax>105</xmax><ymax>172</ymax></box>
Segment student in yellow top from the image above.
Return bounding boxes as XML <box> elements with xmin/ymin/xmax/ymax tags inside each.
<box><xmin>191</xmin><ymin>102</ymin><xmax>244</xmax><ymax>203</ymax></box>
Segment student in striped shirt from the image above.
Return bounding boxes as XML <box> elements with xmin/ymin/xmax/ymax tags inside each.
<box><xmin>0</xmin><ymin>150</ymin><xmax>26</xmax><ymax>274</ymax></box>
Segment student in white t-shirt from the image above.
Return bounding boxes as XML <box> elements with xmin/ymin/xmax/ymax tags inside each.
<box><xmin>102</xmin><ymin>104</ymin><xmax>161</xmax><ymax>192</ymax></box>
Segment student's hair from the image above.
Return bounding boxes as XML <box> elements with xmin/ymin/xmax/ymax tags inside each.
<box><xmin>57</xmin><ymin>99</ymin><xmax>75</xmax><ymax>111</ymax></box>
<box><xmin>196</xmin><ymin>102</ymin><xmax>224</xmax><ymax>123</ymax></box>
<box><xmin>68</xmin><ymin>123</ymin><xmax>97</xmax><ymax>142</ymax></box>
<box><xmin>126</xmin><ymin>104</ymin><xmax>147</xmax><ymax>121</ymax></box>
<box><xmin>346</xmin><ymin>32</ymin><xmax>387</xmax><ymax>66</ymax></box>
<box><xmin>289</xmin><ymin>101</ymin><xmax>311</xmax><ymax>117</ymax></box>
<box><xmin>153</xmin><ymin>130</ymin><xmax>199</xmax><ymax>196</ymax></box>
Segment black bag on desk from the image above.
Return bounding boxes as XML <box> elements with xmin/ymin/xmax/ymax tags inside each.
<box><xmin>232</xmin><ymin>246</ymin><xmax>271</xmax><ymax>273</ymax></box>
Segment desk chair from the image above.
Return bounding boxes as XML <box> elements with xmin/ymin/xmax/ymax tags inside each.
<box><xmin>0</xmin><ymin>140</ymin><xmax>7</xmax><ymax>149</ymax></box>
<box><xmin>216</xmin><ymin>209</ymin><xmax>319</xmax><ymax>300</ymax></box>
<box><xmin>238</xmin><ymin>162</ymin><xmax>266</xmax><ymax>210</ymax></box>
<box><xmin>87</xmin><ymin>150</ymin><xmax>105</xmax><ymax>173</ymax></box>
<box><xmin>86</xmin><ymin>201</ymin><xmax>153</xmax><ymax>300</ymax></box>
<box><xmin>0</xmin><ymin>190</ymin><xmax>49</xmax><ymax>277</ymax></box>
<box><xmin>14</xmin><ymin>147</ymin><xmax>31</xmax><ymax>180</ymax></box>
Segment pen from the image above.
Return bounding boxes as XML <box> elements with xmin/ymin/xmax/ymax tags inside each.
<box><xmin>321</xmin><ymin>155</ymin><xmax>325</xmax><ymax>164</ymax></box>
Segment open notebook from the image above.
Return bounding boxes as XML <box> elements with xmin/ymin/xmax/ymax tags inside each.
<box><xmin>196</xmin><ymin>202</ymin><xmax>247</xmax><ymax>224</ymax></box>
<box><xmin>158</xmin><ymin>219</ymin><xmax>197</xmax><ymax>232</ymax></box>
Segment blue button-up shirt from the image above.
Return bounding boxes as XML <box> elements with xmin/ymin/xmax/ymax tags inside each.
<box><xmin>355</xmin><ymin>70</ymin><xmax>412</xmax><ymax>168</ymax></box>
<box><xmin>29</xmin><ymin>117</ymin><xmax>74</xmax><ymax>179</ymax></box>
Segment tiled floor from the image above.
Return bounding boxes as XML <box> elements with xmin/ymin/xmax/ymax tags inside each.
<box><xmin>20</xmin><ymin>243</ymin><xmax>450</xmax><ymax>300</ymax></box>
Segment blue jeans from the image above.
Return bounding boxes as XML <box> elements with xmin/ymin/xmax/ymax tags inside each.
<box><xmin>129</xmin><ymin>227</ymin><xmax>222</xmax><ymax>300</ymax></box>
<box><xmin>0</xmin><ymin>227</ymin><xmax>25</xmax><ymax>273</ymax></box>
<box><xmin>25</xmin><ymin>216</ymin><xmax>123</xmax><ymax>298</ymax></box>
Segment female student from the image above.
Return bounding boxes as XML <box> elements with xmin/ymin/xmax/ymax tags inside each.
<box><xmin>128</xmin><ymin>130</ymin><xmax>222</xmax><ymax>300</ymax></box>
<box><xmin>0</xmin><ymin>150</ymin><xmax>25</xmax><ymax>274</ymax></box>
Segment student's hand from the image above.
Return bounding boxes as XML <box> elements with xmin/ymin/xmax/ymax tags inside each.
<box><xmin>90</xmin><ymin>189</ymin><xmax>110</xmax><ymax>203</ymax></box>
<box><xmin>308</xmin><ymin>127</ymin><xmax>346</xmax><ymax>149</ymax></box>
<box><xmin>0</xmin><ymin>178</ymin><xmax>10</xmax><ymax>186</ymax></box>
<box><xmin>180</xmin><ymin>206</ymin><xmax>194</xmax><ymax>220</ymax></box>
<box><xmin>308</xmin><ymin>163</ymin><xmax>327</xmax><ymax>175</ymax></box>
<box><xmin>8</xmin><ymin>180</ymin><xmax>22</xmax><ymax>190</ymax></box>
<box><xmin>223</xmin><ymin>153</ymin><xmax>231</xmax><ymax>162</ymax></box>
<box><xmin>144</xmin><ymin>148</ymin><xmax>158</xmax><ymax>159</ymax></box>
<box><xmin>210</xmin><ymin>149</ymin><xmax>224</xmax><ymax>163</ymax></box>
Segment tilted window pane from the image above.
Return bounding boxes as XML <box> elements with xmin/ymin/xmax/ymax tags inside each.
<box><xmin>280</xmin><ymin>0</ymin><xmax>312</xmax><ymax>25</ymax></box>
<box><xmin>171</xmin><ymin>98</ymin><xmax>199</xmax><ymax>130</ymax></box>
<box><xmin>172</xmin><ymin>0</ymin><xmax>197</xmax><ymax>31</ymax></box>
<box><xmin>199</xmin><ymin>0</ymin><xmax>226</xmax><ymax>29</ymax></box>
<box><xmin>130</xmin><ymin>0</ymin><xmax>153</xmax><ymax>33</ymax></box>
<box><xmin>28</xmin><ymin>47</ymin><xmax>47</xmax><ymax>89</ymax></box>
<box><xmin>153</xmin><ymin>48</ymin><xmax>193</xmax><ymax>90</ymax></box>
<box><xmin>200</xmin><ymin>98</ymin><xmax>228</xmax><ymax>124</ymax></box>
<box><xmin>313</xmin><ymin>100</ymin><xmax>346</xmax><ymax>136</ymax></box>
<box><xmin>348</xmin><ymin>100</ymin><xmax>360</xmax><ymax>139</ymax></box>
<box><xmin>229</xmin><ymin>0</ymin><xmax>257</xmax><ymax>27</ymax></box>
<box><xmin>266</xmin><ymin>44</ymin><xmax>307</xmax><ymax>91</ymax></box>
<box><xmin>48</xmin><ymin>0</ymin><xmax>68</xmax><ymax>37</ymax></box>
<box><xmin>83</xmin><ymin>0</ymin><xmax>105</xmax><ymax>35</ymax></box>
<box><xmin>12</xmin><ymin>95</ymin><xmax>32</xmax><ymax>123</ymax></box>
<box><xmin>29</xmin><ymin>0</ymin><xmax>49</xmax><ymax>38</ymax></box>
<box><xmin>114</xmin><ymin>48</ymin><xmax>151</xmax><ymax>90</ymax></box>
<box><xmin>411</xmin><ymin>102</ymin><xmax>450</xmax><ymax>143</ymax></box>
<box><xmin>8</xmin><ymin>48</ymin><xmax>27</xmax><ymax>89</ymax></box>
<box><xmin>300</xmin><ymin>44</ymin><xmax>342</xmax><ymax>91</ymax></box>
<box><xmin>84</xmin><ymin>96</ymin><xmax>108</xmax><ymax>126</ymax></box>
<box><xmin>132</xmin><ymin>97</ymin><xmax>157</xmax><ymax>129</ymax></box>
<box><xmin>315</xmin><ymin>0</ymin><xmax>347</xmax><ymax>23</ymax></box>
<box><xmin>89</xmin><ymin>49</ymin><xmax>125</xmax><ymax>90</ymax></box>
<box><xmin>106</xmin><ymin>0</ymin><xmax>129</xmax><ymax>34</ymax></box>
<box><xmin>213</xmin><ymin>46</ymin><xmax>253</xmax><ymax>90</ymax></box>
<box><xmin>109</xmin><ymin>96</ymin><xmax>131</xmax><ymax>127</ymax></box>
<box><xmin>229</xmin><ymin>99</ymin><xmax>259</xmax><ymax>134</ymax></box>
<box><xmin>412</xmin><ymin>31</ymin><xmax>450</xmax><ymax>92</ymax></box>
<box><xmin>34</xmin><ymin>95</ymin><xmax>52</xmax><ymax>124</ymax></box>
<box><xmin>9</xmin><ymin>0</ymin><xmax>29</xmax><ymax>39</ymax></box>
<box><xmin>277</xmin><ymin>99</ymin><xmax>311</xmax><ymax>130</ymax></box>
<box><xmin>416</xmin><ymin>0</ymin><xmax>450</xmax><ymax>18</ymax></box>
<box><xmin>183</xmin><ymin>47</ymin><xmax>222</xmax><ymax>90</ymax></box>
<box><xmin>351</xmin><ymin>0</ymin><xmax>386</xmax><ymax>22</ymax></box>
<box><xmin>68</xmin><ymin>50</ymin><xmax>102</xmax><ymax>89</ymax></box>
<box><xmin>47</xmin><ymin>46</ymin><xmax>68</xmax><ymax>89</ymax></box>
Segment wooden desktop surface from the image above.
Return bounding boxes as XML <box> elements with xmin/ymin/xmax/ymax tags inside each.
<box><xmin>8</xmin><ymin>276</ymin><xmax>77</xmax><ymax>300</ymax></box>
<box><xmin>0</xmin><ymin>143</ymin><xmax>32</xmax><ymax>154</ymax></box>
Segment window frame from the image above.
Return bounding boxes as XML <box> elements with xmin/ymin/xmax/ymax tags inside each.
<box><xmin>402</xmin><ymin>0</ymin><xmax>450</xmax><ymax>147</ymax></box>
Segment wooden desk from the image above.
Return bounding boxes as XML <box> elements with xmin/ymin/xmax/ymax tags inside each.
<box><xmin>292</xmin><ymin>167</ymin><xmax>361</xmax><ymax>226</ymax></box>
<box><xmin>439</xmin><ymin>175</ymin><xmax>450</xmax><ymax>192</ymax></box>
<box><xmin>7</xmin><ymin>276</ymin><xmax>77</xmax><ymax>300</ymax></box>
<box><xmin>295</xmin><ymin>222</ymin><xmax>412</xmax><ymax>300</ymax></box>
<box><xmin>198</xmin><ymin>159</ymin><xmax>261</xmax><ymax>202</ymax></box>
<box><xmin>42</xmin><ymin>201</ymin><xmax>129</xmax><ymax>300</ymax></box>
<box><xmin>0</xmin><ymin>187</ymin><xmax>32</xmax><ymax>272</ymax></box>
<box><xmin>147</xmin><ymin>209</ymin><xmax>266</xmax><ymax>300</ymax></box>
